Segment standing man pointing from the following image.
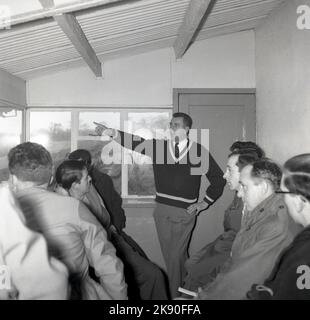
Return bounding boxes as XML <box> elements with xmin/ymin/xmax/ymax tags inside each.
<box><xmin>94</xmin><ymin>112</ymin><xmax>225</xmax><ymax>297</ymax></box>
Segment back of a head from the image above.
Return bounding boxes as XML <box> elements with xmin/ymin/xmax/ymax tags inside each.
<box><xmin>229</xmin><ymin>141</ymin><xmax>265</xmax><ymax>172</ymax></box>
<box><xmin>237</xmin><ymin>151</ymin><xmax>262</xmax><ymax>171</ymax></box>
<box><xmin>68</xmin><ymin>149</ymin><xmax>92</xmax><ymax>169</ymax></box>
<box><xmin>56</xmin><ymin>160</ymin><xmax>86</xmax><ymax>191</ymax></box>
<box><xmin>8</xmin><ymin>142</ymin><xmax>53</xmax><ymax>185</ymax></box>
<box><xmin>283</xmin><ymin>154</ymin><xmax>310</xmax><ymax>202</ymax></box>
<box><xmin>230</xmin><ymin>141</ymin><xmax>265</xmax><ymax>158</ymax></box>
<box><xmin>251</xmin><ymin>158</ymin><xmax>282</xmax><ymax>191</ymax></box>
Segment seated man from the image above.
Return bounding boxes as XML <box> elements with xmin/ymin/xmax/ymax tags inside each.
<box><xmin>0</xmin><ymin>183</ymin><xmax>68</xmax><ymax>300</ymax></box>
<box><xmin>67</xmin><ymin>149</ymin><xmax>170</xmax><ymax>300</ymax></box>
<box><xmin>8</xmin><ymin>142</ymin><xmax>127</xmax><ymax>300</ymax></box>
<box><xmin>182</xmin><ymin>142</ymin><xmax>264</xmax><ymax>292</ymax></box>
<box><xmin>247</xmin><ymin>154</ymin><xmax>310</xmax><ymax>300</ymax></box>
<box><xmin>197</xmin><ymin>158</ymin><xmax>296</xmax><ymax>299</ymax></box>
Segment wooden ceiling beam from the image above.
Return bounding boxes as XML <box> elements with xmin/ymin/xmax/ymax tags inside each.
<box><xmin>54</xmin><ymin>13</ymin><xmax>103</xmax><ymax>77</ymax></box>
<box><xmin>173</xmin><ymin>0</ymin><xmax>214</xmax><ymax>59</ymax></box>
<box><xmin>38</xmin><ymin>0</ymin><xmax>102</xmax><ymax>77</ymax></box>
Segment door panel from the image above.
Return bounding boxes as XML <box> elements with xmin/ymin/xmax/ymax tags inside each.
<box><xmin>176</xmin><ymin>91</ymin><xmax>256</xmax><ymax>255</ymax></box>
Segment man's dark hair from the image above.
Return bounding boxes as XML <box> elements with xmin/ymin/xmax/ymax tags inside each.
<box><xmin>228</xmin><ymin>141</ymin><xmax>265</xmax><ymax>172</ymax></box>
<box><xmin>172</xmin><ymin>112</ymin><xmax>193</xmax><ymax>129</ymax></box>
<box><xmin>68</xmin><ymin>149</ymin><xmax>92</xmax><ymax>169</ymax></box>
<box><xmin>229</xmin><ymin>141</ymin><xmax>265</xmax><ymax>158</ymax></box>
<box><xmin>55</xmin><ymin>160</ymin><xmax>87</xmax><ymax>190</ymax></box>
<box><xmin>283</xmin><ymin>154</ymin><xmax>310</xmax><ymax>202</ymax></box>
<box><xmin>250</xmin><ymin>158</ymin><xmax>282</xmax><ymax>191</ymax></box>
<box><xmin>236</xmin><ymin>153</ymin><xmax>261</xmax><ymax>171</ymax></box>
<box><xmin>8</xmin><ymin>142</ymin><xmax>53</xmax><ymax>185</ymax></box>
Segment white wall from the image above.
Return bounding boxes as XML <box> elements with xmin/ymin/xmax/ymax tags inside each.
<box><xmin>27</xmin><ymin>30</ymin><xmax>255</xmax><ymax>107</ymax></box>
<box><xmin>256</xmin><ymin>0</ymin><xmax>310</xmax><ymax>164</ymax></box>
<box><xmin>0</xmin><ymin>68</ymin><xmax>26</xmax><ymax>107</ymax></box>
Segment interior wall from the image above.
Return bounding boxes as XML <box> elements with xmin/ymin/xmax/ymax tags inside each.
<box><xmin>0</xmin><ymin>68</ymin><xmax>26</xmax><ymax>107</ymax></box>
<box><xmin>27</xmin><ymin>30</ymin><xmax>255</xmax><ymax>107</ymax></box>
<box><xmin>256</xmin><ymin>0</ymin><xmax>310</xmax><ymax>164</ymax></box>
<box><xmin>26</xmin><ymin>30</ymin><xmax>256</xmax><ymax>269</ymax></box>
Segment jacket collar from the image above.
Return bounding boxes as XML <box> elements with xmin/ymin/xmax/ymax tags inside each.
<box><xmin>243</xmin><ymin>193</ymin><xmax>285</xmax><ymax>229</ymax></box>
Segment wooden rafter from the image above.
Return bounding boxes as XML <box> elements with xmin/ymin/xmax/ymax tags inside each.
<box><xmin>38</xmin><ymin>0</ymin><xmax>102</xmax><ymax>77</ymax></box>
<box><xmin>54</xmin><ymin>13</ymin><xmax>103</xmax><ymax>77</ymax></box>
<box><xmin>174</xmin><ymin>0</ymin><xmax>214</xmax><ymax>59</ymax></box>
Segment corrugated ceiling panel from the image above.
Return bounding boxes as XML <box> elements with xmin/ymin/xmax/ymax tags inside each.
<box><xmin>0</xmin><ymin>0</ymin><xmax>286</xmax><ymax>78</ymax></box>
<box><xmin>203</xmin><ymin>0</ymin><xmax>283</xmax><ymax>28</ymax></box>
<box><xmin>0</xmin><ymin>21</ymin><xmax>73</xmax><ymax>63</ymax></box>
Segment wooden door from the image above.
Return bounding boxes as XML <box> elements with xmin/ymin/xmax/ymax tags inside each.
<box><xmin>174</xmin><ymin>89</ymin><xmax>256</xmax><ymax>255</ymax></box>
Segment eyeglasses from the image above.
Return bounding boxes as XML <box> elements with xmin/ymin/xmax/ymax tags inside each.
<box><xmin>275</xmin><ymin>191</ymin><xmax>295</xmax><ymax>195</ymax></box>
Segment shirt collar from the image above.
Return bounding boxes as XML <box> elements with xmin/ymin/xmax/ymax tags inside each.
<box><xmin>172</xmin><ymin>138</ymin><xmax>188</xmax><ymax>153</ymax></box>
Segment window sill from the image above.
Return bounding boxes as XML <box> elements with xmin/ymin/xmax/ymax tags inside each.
<box><xmin>122</xmin><ymin>198</ymin><xmax>156</xmax><ymax>208</ymax></box>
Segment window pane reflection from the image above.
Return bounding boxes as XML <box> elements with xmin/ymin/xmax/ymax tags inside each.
<box><xmin>78</xmin><ymin>112</ymin><xmax>121</xmax><ymax>194</ymax></box>
<box><xmin>30</xmin><ymin>112</ymin><xmax>71</xmax><ymax>168</ymax></box>
<box><xmin>79</xmin><ymin>112</ymin><xmax>120</xmax><ymax>136</ymax></box>
<box><xmin>127</xmin><ymin>112</ymin><xmax>170</xmax><ymax>196</ymax></box>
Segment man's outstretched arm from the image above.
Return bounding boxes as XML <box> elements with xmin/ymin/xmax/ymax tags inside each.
<box><xmin>93</xmin><ymin>122</ymin><xmax>155</xmax><ymax>158</ymax></box>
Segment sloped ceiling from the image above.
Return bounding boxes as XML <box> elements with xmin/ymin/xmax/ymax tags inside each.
<box><xmin>0</xmin><ymin>0</ymin><xmax>286</xmax><ymax>79</ymax></box>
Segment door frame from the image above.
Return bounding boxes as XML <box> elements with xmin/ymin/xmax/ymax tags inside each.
<box><xmin>173</xmin><ymin>88</ymin><xmax>256</xmax><ymax>140</ymax></box>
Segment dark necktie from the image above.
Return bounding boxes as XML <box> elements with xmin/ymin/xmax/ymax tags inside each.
<box><xmin>174</xmin><ymin>142</ymin><xmax>180</xmax><ymax>160</ymax></box>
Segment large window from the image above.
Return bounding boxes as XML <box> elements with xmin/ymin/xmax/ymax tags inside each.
<box><xmin>0</xmin><ymin>108</ymin><xmax>23</xmax><ymax>181</ymax></box>
<box><xmin>27</xmin><ymin>108</ymin><xmax>171</xmax><ymax>199</ymax></box>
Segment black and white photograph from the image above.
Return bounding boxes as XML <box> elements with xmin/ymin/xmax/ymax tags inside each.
<box><xmin>0</xmin><ymin>0</ymin><xmax>309</xmax><ymax>312</ymax></box>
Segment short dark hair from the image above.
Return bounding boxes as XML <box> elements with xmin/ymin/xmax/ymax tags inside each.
<box><xmin>237</xmin><ymin>152</ymin><xmax>262</xmax><ymax>171</ymax></box>
<box><xmin>172</xmin><ymin>112</ymin><xmax>193</xmax><ymax>129</ymax></box>
<box><xmin>68</xmin><ymin>149</ymin><xmax>92</xmax><ymax>169</ymax></box>
<box><xmin>283</xmin><ymin>154</ymin><xmax>310</xmax><ymax>202</ymax></box>
<box><xmin>229</xmin><ymin>141</ymin><xmax>265</xmax><ymax>158</ymax></box>
<box><xmin>228</xmin><ymin>142</ymin><xmax>265</xmax><ymax>171</ymax></box>
<box><xmin>250</xmin><ymin>158</ymin><xmax>282</xmax><ymax>190</ymax></box>
<box><xmin>55</xmin><ymin>160</ymin><xmax>87</xmax><ymax>190</ymax></box>
<box><xmin>8</xmin><ymin>142</ymin><xmax>53</xmax><ymax>185</ymax></box>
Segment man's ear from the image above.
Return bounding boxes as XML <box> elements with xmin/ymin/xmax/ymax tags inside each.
<box><xmin>9</xmin><ymin>174</ymin><xmax>18</xmax><ymax>186</ymax></box>
<box><xmin>49</xmin><ymin>174</ymin><xmax>54</xmax><ymax>185</ymax></box>
<box><xmin>70</xmin><ymin>181</ymin><xmax>79</xmax><ymax>192</ymax></box>
<box><xmin>8</xmin><ymin>174</ymin><xmax>19</xmax><ymax>191</ymax></box>
<box><xmin>260</xmin><ymin>180</ymin><xmax>269</xmax><ymax>195</ymax></box>
<box><xmin>295</xmin><ymin>195</ymin><xmax>306</xmax><ymax>213</ymax></box>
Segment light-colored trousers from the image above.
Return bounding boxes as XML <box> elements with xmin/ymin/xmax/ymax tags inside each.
<box><xmin>153</xmin><ymin>202</ymin><xmax>196</xmax><ymax>298</ymax></box>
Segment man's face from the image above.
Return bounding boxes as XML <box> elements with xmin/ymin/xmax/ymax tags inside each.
<box><xmin>237</xmin><ymin>165</ymin><xmax>265</xmax><ymax>211</ymax></box>
<box><xmin>72</xmin><ymin>169</ymin><xmax>91</xmax><ymax>196</ymax></box>
<box><xmin>169</xmin><ymin>117</ymin><xmax>188</xmax><ymax>142</ymax></box>
<box><xmin>223</xmin><ymin>155</ymin><xmax>240</xmax><ymax>191</ymax></box>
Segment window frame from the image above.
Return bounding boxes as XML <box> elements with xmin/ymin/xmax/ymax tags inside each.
<box><xmin>0</xmin><ymin>107</ymin><xmax>25</xmax><ymax>182</ymax></box>
<box><xmin>25</xmin><ymin>106</ymin><xmax>172</xmax><ymax>202</ymax></box>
